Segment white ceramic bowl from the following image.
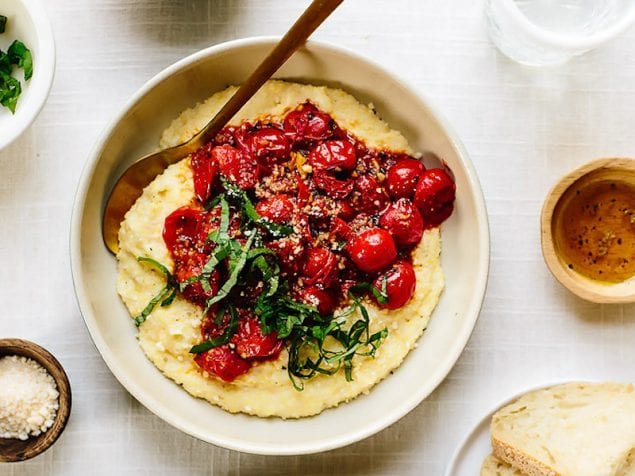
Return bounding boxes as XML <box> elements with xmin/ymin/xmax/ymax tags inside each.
<box><xmin>0</xmin><ymin>0</ymin><xmax>55</xmax><ymax>151</ymax></box>
<box><xmin>70</xmin><ymin>37</ymin><xmax>490</xmax><ymax>455</ymax></box>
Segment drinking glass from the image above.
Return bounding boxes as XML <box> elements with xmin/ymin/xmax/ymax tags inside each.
<box><xmin>485</xmin><ymin>0</ymin><xmax>635</xmax><ymax>66</ymax></box>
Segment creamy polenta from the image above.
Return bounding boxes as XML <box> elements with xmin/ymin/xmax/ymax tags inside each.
<box><xmin>116</xmin><ymin>80</ymin><xmax>445</xmax><ymax>418</ymax></box>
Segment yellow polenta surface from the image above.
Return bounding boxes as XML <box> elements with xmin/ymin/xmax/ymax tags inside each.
<box><xmin>116</xmin><ymin>80</ymin><xmax>444</xmax><ymax>418</ymax></box>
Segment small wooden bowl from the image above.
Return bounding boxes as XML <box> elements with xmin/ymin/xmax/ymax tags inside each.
<box><xmin>541</xmin><ymin>158</ymin><xmax>635</xmax><ymax>303</ymax></box>
<box><xmin>0</xmin><ymin>339</ymin><xmax>72</xmax><ymax>462</ymax></box>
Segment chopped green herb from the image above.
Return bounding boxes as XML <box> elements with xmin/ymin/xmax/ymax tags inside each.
<box><xmin>349</xmin><ymin>281</ymin><xmax>388</xmax><ymax>305</ymax></box>
<box><xmin>189</xmin><ymin>305</ymin><xmax>238</xmax><ymax>353</ymax></box>
<box><xmin>8</xmin><ymin>40</ymin><xmax>32</xmax><ymax>80</ymax></box>
<box><xmin>203</xmin><ymin>231</ymin><xmax>257</xmax><ymax>313</ymax></box>
<box><xmin>222</xmin><ymin>179</ymin><xmax>293</xmax><ymax>237</ymax></box>
<box><xmin>134</xmin><ymin>257</ymin><xmax>178</xmax><ymax>326</ymax></box>
<box><xmin>0</xmin><ymin>24</ymin><xmax>33</xmax><ymax>113</ymax></box>
<box><xmin>256</xmin><ymin>289</ymin><xmax>388</xmax><ymax>391</ymax></box>
<box><xmin>0</xmin><ymin>70</ymin><xmax>20</xmax><ymax>113</ymax></box>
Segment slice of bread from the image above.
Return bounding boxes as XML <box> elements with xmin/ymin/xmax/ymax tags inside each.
<box><xmin>481</xmin><ymin>454</ymin><xmax>524</xmax><ymax>475</ymax></box>
<box><xmin>491</xmin><ymin>382</ymin><xmax>635</xmax><ymax>476</ymax></box>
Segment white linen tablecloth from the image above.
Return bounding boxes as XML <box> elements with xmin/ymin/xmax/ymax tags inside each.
<box><xmin>1</xmin><ymin>0</ymin><xmax>634</xmax><ymax>474</ymax></box>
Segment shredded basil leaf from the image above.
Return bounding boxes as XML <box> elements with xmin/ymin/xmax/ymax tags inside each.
<box><xmin>133</xmin><ymin>257</ymin><xmax>178</xmax><ymax>326</ymax></box>
<box><xmin>203</xmin><ymin>231</ymin><xmax>256</xmax><ymax>313</ymax></box>
<box><xmin>189</xmin><ymin>305</ymin><xmax>238</xmax><ymax>353</ymax></box>
<box><xmin>222</xmin><ymin>179</ymin><xmax>293</xmax><ymax>237</ymax></box>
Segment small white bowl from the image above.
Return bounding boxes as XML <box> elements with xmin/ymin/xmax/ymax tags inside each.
<box><xmin>70</xmin><ymin>37</ymin><xmax>490</xmax><ymax>455</ymax></box>
<box><xmin>0</xmin><ymin>0</ymin><xmax>55</xmax><ymax>151</ymax></box>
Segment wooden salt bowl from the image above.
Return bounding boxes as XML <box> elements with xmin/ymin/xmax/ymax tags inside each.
<box><xmin>0</xmin><ymin>339</ymin><xmax>72</xmax><ymax>462</ymax></box>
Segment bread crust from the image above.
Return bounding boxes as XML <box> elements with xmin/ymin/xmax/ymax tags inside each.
<box><xmin>492</xmin><ymin>437</ymin><xmax>559</xmax><ymax>476</ymax></box>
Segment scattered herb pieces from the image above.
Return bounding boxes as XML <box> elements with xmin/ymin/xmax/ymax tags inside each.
<box><xmin>0</xmin><ymin>17</ymin><xmax>34</xmax><ymax>113</ymax></box>
<box><xmin>8</xmin><ymin>40</ymin><xmax>32</xmax><ymax>80</ymax></box>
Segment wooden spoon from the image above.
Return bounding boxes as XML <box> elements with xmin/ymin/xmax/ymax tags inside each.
<box><xmin>102</xmin><ymin>0</ymin><xmax>344</xmax><ymax>254</ymax></box>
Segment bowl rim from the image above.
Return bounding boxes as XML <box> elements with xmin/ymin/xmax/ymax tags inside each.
<box><xmin>0</xmin><ymin>338</ymin><xmax>72</xmax><ymax>462</ymax></box>
<box><xmin>540</xmin><ymin>157</ymin><xmax>635</xmax><ymax>304</ymax></box>
<box><xmin>70</xmin><ymin>36</ymin><xmax>490</xmax><ymax>455</ymax></box>
<box><xmin>0</xmin><ymin>0</ymin><xmax>56</xmax><ymax>151</ymax></box>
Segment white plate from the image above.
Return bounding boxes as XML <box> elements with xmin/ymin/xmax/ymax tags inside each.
<box><xmin>70</xmin><ymin>37</ymin><xmax>490</xmax><ymax>455</ymax></box>
<box><xmin>445</xmin><ymin>380</ymin><xmax>585</xmax><ymax>475</ymax></box>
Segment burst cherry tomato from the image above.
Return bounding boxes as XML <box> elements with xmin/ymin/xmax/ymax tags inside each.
<box><xmin>193</xmin><ymin>345</ymin><xmax>251</xmax><ymax>382</ymax></box>
<box><xmin>267</xmin><ymin>237</ymin><xmax>305</xmax><ymax>275</ymax></box>
<box><xmin>330</xmin><ymin>217</ymin><xmax>351</xmax><ymax>241</ymax></box>
<box><xmin>308</xmin><ymin>139</ymin><xmax>357</xmax><ymax>171</ymax></box>
<box><xmin>414</xmin><ymin>168</ymin><xmax>456</xmax><ymax>226</ymax></box>
<box><xmin>213</xmin><ymin>144</ymin><xmax>258</xmax><ymax>190</ymax></box>
<box><xmin>303</xmin><ymin>247</ymin><xmax>338</xmax><ymax>288</ymax></box>
<box><xmin>163</xmin><ymin>207</ymin><xmax>205</xmax><ymax>257</ymax></box>
<box><xmin>372</xmin><ymin>260</ymin><xmax>416</xmax><ymax>310</ymax></box>
<box><xmin>175</xmin><ymin>262</ymin><xmax>220</xmax><ymax>306</ymax></box>
<box><xmin>190</xmin><ymin>142</ymin><xmax>218</xmax><ymax>204</ymax></box>
<box><xmin>385</xmin><ymin>158</ymin><xmax>425</xmax><ymax>199</ymax></box>
<box><xmin>283</xmin><ymin>102</ymin><xmax>335</xmax><ymax>144</ymax></box>
<box><xmin>231</xmin><ymin>315</ymin><xmax>284</xmax><ymax>360</ymax></box>
<box><xmin>255</xmin><ymin>194</ymin><xmax>295</xmax><ymax>224</ymax></box>
<box><xmin>313</xmin><ymin>170</ymin><xmax>354</xmax><ymax>199</ymax></box>
<box><xmin>247</xmin><ymin>127</ymin><xmax>291</xmax><ymax>165</ymax></box>
<box><xmin>299</xmin><ymin>286</ymin><xmax>337</xmax><ymax>315</ymax></box>
<box><xmin>346</xmin><ymin>228</ymin><xmax>397</xmax><ymax>273</ymax></box>
<box><xmin>351</xmin><ymin>174</ymin><xmax>389</xmax><ymax>214</ymax></box>
<box><xmin>379</xmin><ymin>198</ymin><xmax>424</xmax><ymax>247</ymax></box>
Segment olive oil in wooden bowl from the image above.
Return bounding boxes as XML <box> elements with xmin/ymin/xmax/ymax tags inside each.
<box><xmin>541</xmin><ymin>158</ymin><xmax>635</xmax><ymax>303</ymax></box>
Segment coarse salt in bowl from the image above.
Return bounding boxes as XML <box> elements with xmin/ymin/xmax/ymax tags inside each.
<box><xmin>70</xmin><ymin>37</ymin><xmax>489</xmax><ymax>455</ymax></box>
<box><xmin>0</xmin><ymin>0</ymin><xmax>55</xmax><ymax>151</ymax></box>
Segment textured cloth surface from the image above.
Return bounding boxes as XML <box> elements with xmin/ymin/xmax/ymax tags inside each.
<box><xmin>1</xmin><ymin>0</ymin><xmax>634</xmax><ymax>474</ymax></box>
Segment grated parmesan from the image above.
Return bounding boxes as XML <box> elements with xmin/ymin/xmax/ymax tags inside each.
<box><xmin>0</xmin><ymin>355</ymin><xmax>59</xmax><ymax>440</ymax></box>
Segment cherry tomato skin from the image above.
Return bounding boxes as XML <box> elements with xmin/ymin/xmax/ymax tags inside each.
<box><xmin>352</xmin><ymin>174</ymin><xmax>389</xmax><ymax>214</ymax></box>
<box><xmin>296</xmin><ymin>177</ymin><xmax>311</xmax><ymax>207</ymax></box>
<box><xmin>308</xmin><ymin>139</ymin><xmax>357</xmax><ymax>171</ymax></box>
<box><xmin>267</xmin><ymin>237</ymin><xmax>305</xmax><ymax>275</ymax></box>
<box><xmin>283</xmin><ymin>102</ymin><xmax>335</xmax><ymax>144</ymax></box>
<box><xmin>193</xmin><ymin>345</ymin><xmax>251</xmax><ymax>382</ymax></box>
<box><xmin>372</xmin><ymin>260</ymin><xmax>416</xmax><ymax>310</ymax></box>
<box><xmin>330</xmin><ymin>217</ymin><xmax>352</xmax><ymax>241</ymax></box>
<box><xmin>414</xmin><ymin>168</ymin><xmax>456</xmax><ymax>226</ymax></box>
<box><xmin>255</xmin><ymin>194</ymin><xmax>295</xmax><ymax>224</ymax></box>
<box><xmin>231</xmin><ymin>315</ymin><xmax>284</xmax><ymax>360</ymax></box>
<box><xmin>346</xmin><ymin>228</ymin><xmax>397</xmax><ymax>273</ymax></box>
<box><xmin>176</xmin><ymin>263</ymin><xmax>220</xmax><ymax>306</ymax></box>
<box><xmin>336</xmin><ymin>200</ymin><xmax>356</xmax><ymax>220</ymax></box>
<box><xmin>303</xmin><ymin>247</ymin><xmax>338</xmax><ymax>288</ymax></box>
<box><xmin>247</xmin><ymin>127</ymin><xmax>291</xmax><ymax>165</ymax></box>
<box><xmin>313</xmin><ymin>170</ymin><xmax>354</xmax><ymax>199</ymax></box>
<box><xmin>299</xmin><ymin>286</ymin><xmax>338</xmax><ymax>315</ymax></box>
<box><xmin>378</xmin><ymin>198</ymin><xmax>424</xmax><ymax>247</ymax></box>
<box><xmin>163</xmin><ymin>207</ymin><xmax>205</xmax><ymax>257</ymax></box>
<box><xmin>213</xmin><ymin>144</ymin><xmax>258</xmax><ymax>190</ymax></box>
<box><xmin>190</xmin><ymin>142</ymin><xmax>218</xmax><ymax>204</ymax></box>
<box><xmin>385</xmin><ymin>158</ymin><xmax>425</xmax><ymax>199</ymax></box>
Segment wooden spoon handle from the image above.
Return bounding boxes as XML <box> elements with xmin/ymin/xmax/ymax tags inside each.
<box><xmin>197</xmin><ymin>0</ymin><xmax>344</xmax><ymax>144</ymax></box>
